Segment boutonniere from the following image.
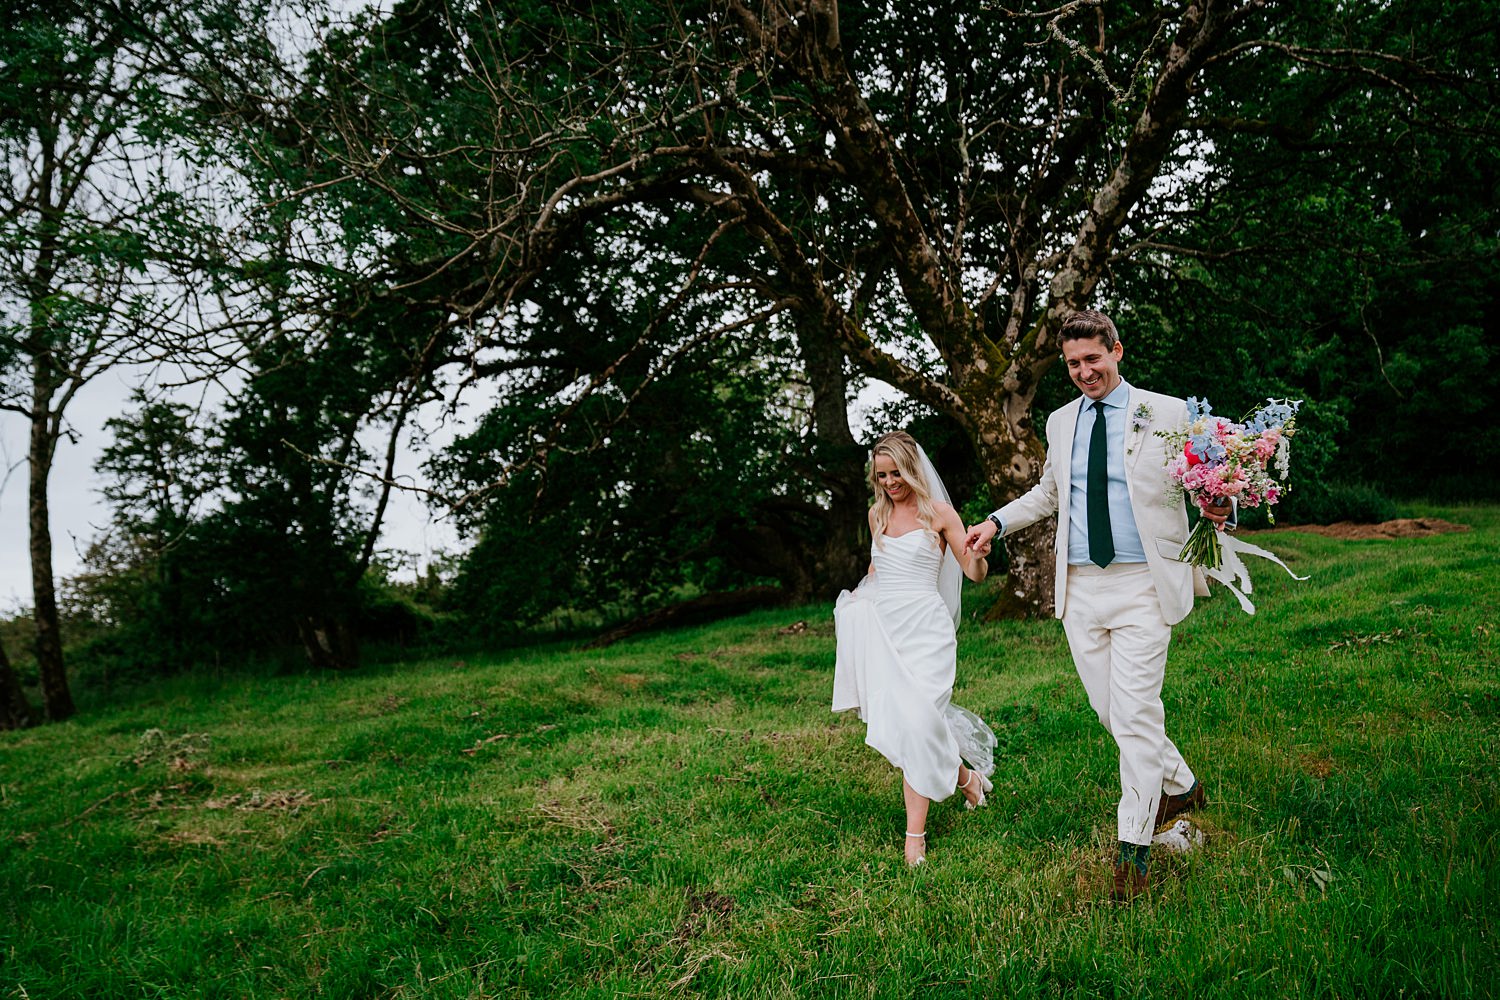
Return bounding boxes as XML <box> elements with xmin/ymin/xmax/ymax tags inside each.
<box><xmin>1128</xmin><ymin>403</ymin><xmax>1153</xmax><ymax>453</ymax></box>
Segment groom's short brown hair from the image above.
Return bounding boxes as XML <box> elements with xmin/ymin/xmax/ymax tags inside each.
<box><xmin>1060</xmin><ymin>309</ymin><xmax>1119</xmax><ymax>349</ymax></box>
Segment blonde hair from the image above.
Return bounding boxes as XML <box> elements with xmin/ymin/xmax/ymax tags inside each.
<box><xmin>868</xmin><ymin>431</ymin><xmax>942</xmax><ymax>546</ymax></box>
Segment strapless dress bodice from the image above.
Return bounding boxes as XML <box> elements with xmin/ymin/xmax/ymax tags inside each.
<box><xmin>870</xmin><ymin>529</ymin><xmax>944</xmax><ymax>599</ymax></box>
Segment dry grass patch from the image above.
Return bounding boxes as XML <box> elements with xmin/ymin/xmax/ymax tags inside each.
<box><xmin>531</xmin><ymin>773</ymin><xmax>619</xmax><ymax>835</ymax></box>
<box><xmin>1299</xmin><ymin>753</ymin><xmax>1336</xmax><ymax>778</ymax></box>
<box><xmin>203</xmin><ymin>788</ymin><xmax>327</xmax><ymax>811</ymax></box>
<box><xmin>162</xmin><ymin>829</ymin><xmax>230</xmax><ymax>847</ymax></box>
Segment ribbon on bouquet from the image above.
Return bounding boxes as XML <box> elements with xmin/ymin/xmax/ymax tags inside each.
<box><xmin>1203</xmin><ymin>533</ymin><xmax>1308</xmax><ymax>615</ymax></box>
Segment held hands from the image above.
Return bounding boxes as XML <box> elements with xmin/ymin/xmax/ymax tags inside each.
<box><xmin>963</xmin><ymin>519</ymin><xmax>997</xmax><ymax>554</ymax></box>
<box><xmin>960</xmin><ymin>526</ymin><xmax>992</xmax><ymax>583</ymax></box>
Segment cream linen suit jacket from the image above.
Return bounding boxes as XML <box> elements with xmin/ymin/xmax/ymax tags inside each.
<box><xmin>994</xmin><ymin>387</ymin><xmax>1209</xmax><ymax>626</ymax></box>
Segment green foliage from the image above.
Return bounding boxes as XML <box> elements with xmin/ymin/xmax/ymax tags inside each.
<box><xmin>1</xmin><ymin>505</ymin><xmax>1496</xmax><ymax>996</ymax></box>
<box><xmin>355</xmin><ymin>571</ymin><xmax>450</xmax><ymax>653</ymax></box>
<box><xmin>80</xmin><ymin>301</ymin><xmax>460</xmax><ymax>674</ymax></box>
<box><xmin>1107</xmin><ymin>0</ymin><xmax>1500</xmax><ymax>512</ymax></box>
<box><xmin>0</xmin><ymin>616</ymin><xmax>38</xmax><ymax>686</ymax></box>
<box><xmin>445</xmin><ymin>485</ymin><xmax>582</xmax><ymax>641</ymax></box>
<box><xmin>10</xmin><ymin>0</ymin><xmax>1499</xmax><ymax>697</ymax></box>
<box><xmin>430</xmin><ymin>216</ymin><xmax>834</xmax><ymax>629</ymax></box>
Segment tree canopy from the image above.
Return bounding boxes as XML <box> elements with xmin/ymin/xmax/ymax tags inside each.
<box><xmin>2</xmin><ymin>0</ymin><xmax>1496</xmax><ymax>721</ymax></box>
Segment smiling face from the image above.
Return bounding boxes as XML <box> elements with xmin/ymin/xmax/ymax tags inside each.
<box><xmin>1062</xmin><ymin>334</ymin><xmax>1124</xmax><ymax>401</ymax></box>
<box><xmin>873</xmin><ymin>452</ymin><xmax>910</xmax><ymax>503</ymax></box>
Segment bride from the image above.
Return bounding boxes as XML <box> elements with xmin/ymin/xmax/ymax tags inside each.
<box><xmin>832</xmin><ymin>431</ymin><xmax>998</xmax><ymax>866</ymax></box>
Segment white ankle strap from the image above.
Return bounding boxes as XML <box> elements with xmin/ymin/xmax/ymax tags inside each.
<box><xmin>905</xmin><ymin>831</ymin><xmax>926</xmax><ymax>838</ymax></box>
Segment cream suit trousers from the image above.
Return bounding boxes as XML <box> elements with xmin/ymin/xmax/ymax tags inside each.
<box><xmin>1061</xmin><ymin>562</ymin><xmax>1196</xmax><ymax>845</ymax></box>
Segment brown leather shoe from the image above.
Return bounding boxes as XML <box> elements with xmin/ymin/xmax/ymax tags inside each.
<box><xmin>1111</xmin><ymin>861</ymin><xmax>1149</xmax><ymax>901</ymax></box>
<box><xmin>1155</xmin><ymin>780</ymin><xmax>1206</xmax><ymax>828</ymax></box>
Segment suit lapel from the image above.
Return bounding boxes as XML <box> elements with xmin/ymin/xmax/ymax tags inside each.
<box><xmin>1125</xmin><ymin>388</ymin><xmax>1148</xmax><ymax>475</ymax></box>
<box><xmin>1054</xmin><ymin>397</ymin><xmax>1083</xmax><ymax>561</ymax></box>
<box><xmin>1056</xmin><ymin>397</ymin><xmax>1083</xmax><ymax>496</ymax></box>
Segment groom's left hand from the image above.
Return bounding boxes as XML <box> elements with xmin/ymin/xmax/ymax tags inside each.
<box><xmin>1202</xmin><ymin>500</ymin><xmax>1233</xmax><ymax>531</ymax></box>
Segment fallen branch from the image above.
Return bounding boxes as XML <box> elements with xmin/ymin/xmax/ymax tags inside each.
<box><xmin>583</xmin><ymin>587</ymin><xmax>785</xmax><ymax>649</ymax></box>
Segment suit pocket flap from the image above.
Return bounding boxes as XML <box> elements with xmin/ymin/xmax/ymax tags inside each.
<box><xmin>1156</xmin><ymin>537</ymin><xmax>1187</xmax><ymax>561</ymax></box>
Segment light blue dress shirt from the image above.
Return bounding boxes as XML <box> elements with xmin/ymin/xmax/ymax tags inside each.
<box><xmin>1066</xmin><ymin>380</ymin><xmax>1146</xmax><ymax>566</ymax></box>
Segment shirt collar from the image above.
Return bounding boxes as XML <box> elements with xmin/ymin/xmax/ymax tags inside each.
<box><xmin>1090</xmin><ymin>379</ymin><xmax>1132</xmax><ymax>409</ymax></box>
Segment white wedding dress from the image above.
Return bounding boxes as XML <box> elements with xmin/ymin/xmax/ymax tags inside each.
<box><xmin>832</xmin><ymin>528</ymin><xmax>996</xmax><ymax>802</ymax></box>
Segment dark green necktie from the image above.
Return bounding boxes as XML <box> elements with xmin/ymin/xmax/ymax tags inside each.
<box><xmin>1087</xmin><ymin>400</ymin><xmax>1114</xmax><ymax>568</ymax></box>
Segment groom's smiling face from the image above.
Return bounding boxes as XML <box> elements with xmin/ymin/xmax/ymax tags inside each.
<box><xmin>1063</xmin><ymin>334</ymin><xmax>1124</xmax><ymax>401</ymax></box>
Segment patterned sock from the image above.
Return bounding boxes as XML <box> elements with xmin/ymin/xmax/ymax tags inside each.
<box><xmin>1117</xmin><ymin>841</ymin><xmax>1150</xmax><ymax>875</ymax></box>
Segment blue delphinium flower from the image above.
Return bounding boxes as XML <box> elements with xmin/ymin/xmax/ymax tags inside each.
<box><xmin>1259</xmin><ymin>399</ymin><xmax>1301</xmax><ymax>427</ymax></box>
<box><xmin>1249</xmin><ymin>399</ymin><xmax>1300</xmax><ymax>430</ymax></box>
<box><xmin>1187</xmin><ymin>431</ymin><xmax>1226</xmax><ymax>463</ymax></box>
<box><xmin>1187</xmin><ymin>396</ymin><xmax>1213</xmax><ymax>422</ymax></box>
<box><xmin>1131</xmin><ymin>402</ymin><xmax>1154</xmax><ymax>433</ymax></box>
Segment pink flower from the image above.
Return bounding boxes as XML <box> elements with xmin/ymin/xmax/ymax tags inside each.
<box><xmin>1158</xmin><ymin>396</ymin><xmax>1300</xmax><ymax>571</ymax></box>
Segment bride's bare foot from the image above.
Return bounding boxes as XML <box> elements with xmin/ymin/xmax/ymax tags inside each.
<box><xmin>904</xmin><ymin>830</ymin><xmax>927</xmax><ymax>867</ymax></box>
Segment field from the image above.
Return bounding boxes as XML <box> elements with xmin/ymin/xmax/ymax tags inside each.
<box><xmin>3</xmin><ymin>504</ymin><xmax>1497</xmax><ymax>998</ymax></box>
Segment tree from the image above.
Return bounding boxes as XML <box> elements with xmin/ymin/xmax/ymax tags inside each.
<box><xmin>1112</xmin><ymin>0</ymin><xmax>1499</xmax><ymax>512</ymax></box>
<box><xmin>77</xmin><ymin>393</ymin><xmax>222</xmax><ymax>672</ymax></box>
<box><xmin>174</xmin><ymin>0</ymin><xmax>869</xmax><ymax>626</ymax></box>
<box><xmin>426</xmin><ymin>202</ymin><xmax>871</xmax><ymax>621</ymax></box>
<box><xmin>204</xmin><ymin>313</ymin><xmax>443</xmax><ymax>670</ymax></box>
<box><xmin>200</xmin><ymin>0</ymin><xmax>1496</xmax><ymax>624</ymax></box>
<box><xmin>247</xmin><ymin>0</ymin><xmax>1266</xmax><ymax>613</ymax></box>
<box><xmin>0</xmin><ymin>0</ymin><xmax>211</xmax><ymax>718</ymax></box>
<box><xmin>58</xmin><ymin>0</ymin><xmax>476</xmax><ymax>669</ymax></box>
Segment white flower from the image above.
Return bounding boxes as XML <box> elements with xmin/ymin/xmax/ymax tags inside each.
<box><xmin>1275</xmin><ymin>435</ymin><xmax>1293</xmax><ymax>478</ymax></box>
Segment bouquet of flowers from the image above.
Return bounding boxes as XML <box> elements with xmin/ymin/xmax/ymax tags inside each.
<box><xmin>1159</xmin><ymin>397</ymin><xmax>1301</xmax><ymax>570</ymax></box>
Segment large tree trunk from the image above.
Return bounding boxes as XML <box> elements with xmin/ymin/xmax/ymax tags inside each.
<box><xmin>716</xmin><ymin>310</ymin><xmax>869</xmax><ymax>604</ymax></box>
<box><xmin>969</xmin><ymin>388</ymin><xmax>1058</xmax><ymax>617</ymax></box>
<box><xmin>0</xmin><ymin>637</ymin><xmax>40</xmax><ymax>730</ymax></box>
<box><xmin>720</xmin><ymin>0</ymin><xmax>1248</xmax><ymax>617</ymax></box>
<box><xmin>792</xmin><ymin>309</ymin><xmax>870</xmax><ymax>599</ymax></box>
<box><xmin>30</xmin><ymin>365</ymin><xmax>74</xmax><ymax>722</ymax></box>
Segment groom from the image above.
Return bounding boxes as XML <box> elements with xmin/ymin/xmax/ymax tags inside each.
<box><xmin>964</xmin><ymin>309</ymin><xmax>1225</xmax><ymax>900</ymax></box>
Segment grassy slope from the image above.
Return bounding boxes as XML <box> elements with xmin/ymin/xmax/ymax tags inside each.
<box><xmin>2</xmin><ymin>503</ymin><xmax>1497</xmax><ymax>999</ymax></box>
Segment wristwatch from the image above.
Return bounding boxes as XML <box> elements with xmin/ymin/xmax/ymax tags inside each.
<box><xmin>986</xmin><ymin>513</ymin><xmax>1003</xmax><ymax>536</ymax></box>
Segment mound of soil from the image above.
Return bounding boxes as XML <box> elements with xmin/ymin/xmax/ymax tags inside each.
<box><xmin>1251</xmin><ymin>517</ymin><xmax>1469</xmax><ymax>540</ymax></box>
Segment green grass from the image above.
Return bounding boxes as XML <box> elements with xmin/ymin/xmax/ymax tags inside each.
<box><xmin>3</xmin><ymin>503</ymin><xmax>1498</xmax><ymax>998</ymax></box>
